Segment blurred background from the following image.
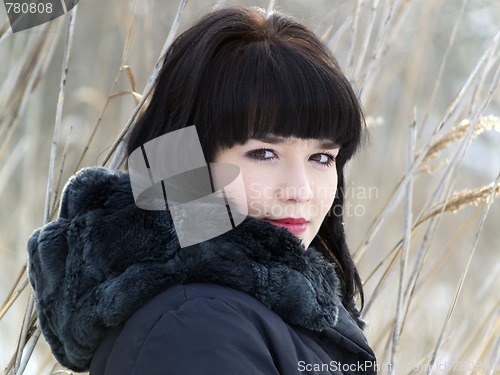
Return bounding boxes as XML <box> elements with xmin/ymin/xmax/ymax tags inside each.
<box><xmin>1</xmin><ymin>0</ymin><xmax>499</xmax><ymax>374</ymax></box>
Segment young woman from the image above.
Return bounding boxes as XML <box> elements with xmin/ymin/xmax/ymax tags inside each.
<box><xmin>28</xmin><ymin>7</ymin><xmax>377</xmax><ymax>374</ymax></box>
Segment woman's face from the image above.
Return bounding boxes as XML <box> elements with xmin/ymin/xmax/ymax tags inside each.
<box><xmin>213</xmin><ymin>136</ymin><xmax>339</xmax><ymax>249</ymax></box>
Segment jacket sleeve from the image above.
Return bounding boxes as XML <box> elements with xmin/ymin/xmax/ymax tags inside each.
<box><xmin>108</xmin><ymin>296</ymin><xmax>281</xmax><ymax>375</ymax></box>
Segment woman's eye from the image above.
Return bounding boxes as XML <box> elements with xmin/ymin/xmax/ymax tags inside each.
<box><xmin>247</xmin><ymin>149</ymin><xmax>275</xmax><ymax>160</ymax></box>
<box><xmin>310</xmin><ymin>153</ymin><xmax>335</xmax><ymax>166</ymax></box>
<box><xmin>246</xmin><ymin>149</ymin><xmax>335</xmax><ymax>165</ymax></box>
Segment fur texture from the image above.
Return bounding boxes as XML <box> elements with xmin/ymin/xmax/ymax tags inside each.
<box><xmin>27</xmin><ymin>167</ymin><xmax>342</xmax><ymax>372</ymax></box>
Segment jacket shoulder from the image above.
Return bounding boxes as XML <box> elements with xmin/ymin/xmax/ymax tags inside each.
<box><xmin>93</xmin><ymin>284</ymin><xmax>283</xmax><ymax>375</ymax></box>
<box><xmin>92</xmin><ymin>284</ymin><xmax>378</xmax><ymax>375</ymax></box>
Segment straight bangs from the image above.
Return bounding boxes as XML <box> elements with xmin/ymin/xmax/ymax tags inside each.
<box><xmin>192</xmin><ymin>40</ymin><xmax>363</xmax><ymax>163</ymax></box>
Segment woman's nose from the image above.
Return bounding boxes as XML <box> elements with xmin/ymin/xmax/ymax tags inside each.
<box><xmin>275</xmin><ymin>164</ymin><xmax>313</xmax><ymax>203</ymax></box>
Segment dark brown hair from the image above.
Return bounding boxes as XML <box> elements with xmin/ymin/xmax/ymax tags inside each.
<box><xmin>126</xmin><ymin>7</ymin><xmax>366</xmax><ymax>327</ymax></box>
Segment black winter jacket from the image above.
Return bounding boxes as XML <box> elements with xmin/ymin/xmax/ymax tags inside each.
<box><xmin>27</xmin><ymin>167</ymin><xmax>376</xmax><ymax>374</ymax></box>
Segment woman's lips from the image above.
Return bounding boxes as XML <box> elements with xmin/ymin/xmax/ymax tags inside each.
<box><xmin>265</xmin><ymin>217</ymin><xmax>307</xmax><ymax>235</ymax></box>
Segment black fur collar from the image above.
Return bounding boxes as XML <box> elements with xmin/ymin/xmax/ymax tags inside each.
<box><xmin>27</xmin><ymin>167</ymin><xmax>342</xmax><ymax>371</ymax></box>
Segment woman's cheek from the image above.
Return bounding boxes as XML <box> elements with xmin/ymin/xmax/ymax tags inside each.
<box><xmin>248</xmin><ymin>199</ymin><xmax>264</xmax><ymax>218</ymax></box>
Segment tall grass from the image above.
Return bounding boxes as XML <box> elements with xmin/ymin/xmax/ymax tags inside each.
<box><xmin>1</xmin><ymin>0</ymin><xmax>499</xmax><ymax>374</ymax></box>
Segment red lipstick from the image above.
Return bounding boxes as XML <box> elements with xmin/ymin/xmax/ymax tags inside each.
<box><xmin>265</xmin><ymin>217</ymin><xmax>307</xmax><ymax>235</ymax></box>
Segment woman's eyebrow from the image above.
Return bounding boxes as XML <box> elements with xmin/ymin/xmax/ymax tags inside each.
<box><xmin>256</xmin><ymin>136</ymin><xmax>339</xmax><ymax>149</ymax></box>
<box><xmin>256</xmin><ymin>135</ymin><xmax>288</xmax><ymax>144</ymax></box>
<box><xmin>318</xmin><ymin>140</ymin><xmax>340</xmax><ymax>149</ymax></box>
